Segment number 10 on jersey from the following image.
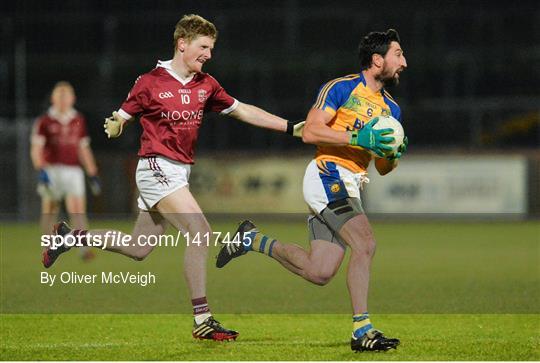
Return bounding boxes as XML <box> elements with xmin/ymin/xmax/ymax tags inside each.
<box><xmin>180</xmin><ymin>94</ymin><xmax>190</xmax><ymax>104</ymax></box>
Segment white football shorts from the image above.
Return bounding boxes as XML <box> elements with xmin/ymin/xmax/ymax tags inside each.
<box><xmin>136</xmin><ymin>155</ymin><xmax>191</xmax><ymax>211</ymax></box>
<box><xmin>40</xmin><ymin>165</ymin><xmax>85</xmax><ymax>200</ymax></box>
<box><xmin>303</xmin><ymin>159</ymin><xmax>369</xmax><ymax>214</ymax></box>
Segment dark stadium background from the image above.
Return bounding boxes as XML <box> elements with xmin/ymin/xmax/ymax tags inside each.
<box><xmin>1</xmin><ymin>3</ymin><xmax>539</xmax><ymax>360</ymax></box>
<box><xmin>1</xmin><ymin>0</ymin><xmax>539</xmax><ymax>217</ymax></box>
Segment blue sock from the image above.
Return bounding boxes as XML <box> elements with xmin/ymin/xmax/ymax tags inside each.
<box><xmin>353</xmin><ymin>312</ymin><xmax>373</xmax><ymax>338</ymax></box>
<box><xmin>242</xmin><ymin>231</ymin><xmax>277</xmax><ymax>257</ymax></box>
<box><xmin>242</xmin><ymin>231</ymin><xmax>257</xmax><ymax>251</ymax></box>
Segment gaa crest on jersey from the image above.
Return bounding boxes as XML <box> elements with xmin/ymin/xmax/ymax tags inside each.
<box><xmin>159</xmin><ymin>91</ymin><xmax>174</xmax><ymax>99</ymax></box>
<box><xmin>198</xmin><ymin>89</ymin><xmax>208</xmax><ymax>102</ymax></box>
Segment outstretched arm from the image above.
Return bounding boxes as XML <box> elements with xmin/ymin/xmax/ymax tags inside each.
<box><xmin>228</xmin><ymin>102</ymin><xmax>304</xmax><ymax>137</ymax></box>
<box><xmin>228</xmin><ymin>102</ymin><xmax>288</xmax><ymax>132</ymax></box>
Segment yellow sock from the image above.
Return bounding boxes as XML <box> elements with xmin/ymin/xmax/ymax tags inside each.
<box><xmin>353</xmin><ymin>313</ymin><xmax>373</xmax><ymax>338</ymax></box>
<box><xmin>246</xmin><ymin>232</ymin><xmax>277</xmax><ymax>257</ymax></box>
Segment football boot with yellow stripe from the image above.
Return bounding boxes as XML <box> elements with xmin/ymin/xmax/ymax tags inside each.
<box><xmin>192</xmin><ymin>316</ymin><xmax>239</xmax><ymax>341</ymax></box>
<box><xmin>351</xmin><ymin>329</ymin><xmax>400</xmax><ymax>352</ymax></box>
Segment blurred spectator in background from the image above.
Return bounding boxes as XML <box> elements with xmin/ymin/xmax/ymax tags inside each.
<box><xmin>30</xmin><ymin>81</ymin><xmax>101</xmax><ymax>261</ymax></box>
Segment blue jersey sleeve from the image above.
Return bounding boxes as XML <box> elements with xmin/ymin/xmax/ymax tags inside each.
<box><xmin>382</xmin><ymin>90</ymin><xmax>402</xmax><ymax>122</ymax></box>
<box><xmin>313</xmin><ymin>76</ymin><xmax>360</xmax><ymax>115</ymax></box>
<box><xmin>393</xmin><ymin>107</ymin><xmax>402</xmax><ymax>122</ymax></box>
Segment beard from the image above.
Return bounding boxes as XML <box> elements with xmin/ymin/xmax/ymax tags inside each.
<box><xmin>377</xmin><ymin>68</ymin><xmax>400</xmax><ymax>88</ymax></box>
<box><xmin>383</xmin><ymin>74</ymin><xmax>399</xmax><ymax>87</ymax></box>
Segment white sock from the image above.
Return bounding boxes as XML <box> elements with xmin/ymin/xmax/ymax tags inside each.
<box><xmin>194</xmin><ymin>312</ymin><xmax>212</xmax><ymax>325</ymax></box>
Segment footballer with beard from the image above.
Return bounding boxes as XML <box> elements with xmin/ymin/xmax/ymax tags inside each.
<box><xmin>217</xmin><ymin>29</ymin><xmax>408</xmax><ymax>352</ymax></box>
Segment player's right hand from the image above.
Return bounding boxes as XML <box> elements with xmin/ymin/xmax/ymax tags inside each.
<box><xmin>104</xmin><ymin>111</ymin><xmax>126</xmax><ymax>138</ymax></box>
<box><xmin>38</xmin><ymin>169</ymin><xmax>50</xmax><ymax>185</ymax></box>
<box><xmin>37</xmin><ymin>169</ymin><xmax>54</xmax><ymax>198</ymax></box>
<box><xmin>349</xmin><ymin>117</ymin><xmax>394</xmax><ymax>157</ymax></box>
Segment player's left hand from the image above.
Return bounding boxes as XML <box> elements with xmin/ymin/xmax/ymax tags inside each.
<box><xmin>286</xmin><ymin>120</ymin><xmax>305</xmax><ymax>138</ymax></box>
<box><xmin>350</xmin><ymin>117</ymin><xmax>394</xmax><ymax>157</ymax></box>
<box><xmin>88</xmin><ymin>175</ymin><xmax>102</xmax><ymax>196</ymax></box>
<box><xmin>386</xmin><ymin>136</ymin><xmax>408</xmax><ymax>161</ymax></box>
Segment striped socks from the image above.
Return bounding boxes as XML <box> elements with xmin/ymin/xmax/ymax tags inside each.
<box><xmin>353</xmin><ymin>312</ymin><xmax>373</xmax><ymax>338</ymax></box>
<box><xmin>243</xmin><ymin>231</ymin><xmax>277</xmax><ymax>257</ymax></box>
<box><xmin>71</xmin><ymin>229</ymin><xmax>89</xmax><ymax>247</ymax></box>
<box><xmin>192</xmin><ymin>297</ymin><xmax>211</xmax><ymax>325</ymax></box>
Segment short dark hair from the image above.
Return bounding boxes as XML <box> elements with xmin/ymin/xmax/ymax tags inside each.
<box><xmin>358</xmin><ymin>29</ymin><xmax>401</xmax><ymax>70</ymax></box>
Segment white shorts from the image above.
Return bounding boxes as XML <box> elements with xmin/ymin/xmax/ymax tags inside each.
<box><xmin>41</xmin><ymin>165</ymin><xmax>85</xmax><ymax>200</ymax></box>
<box><xmin>136</xmin><ymin>156</ymin><xmax>191</xmax><ymax>211</ymax></box>
<box><xmin>303</xmin><ymin>159</ymin><xmax>369</xmax><ymax>214</ymax></box>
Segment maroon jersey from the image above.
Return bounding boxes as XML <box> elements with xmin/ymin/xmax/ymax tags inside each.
<box><xmin>31</xmin><ymin>108</ymin><xmax>90</xmax><ymax>166</ymax></box>
<box><xmin>118</xmin><ymin>60</ymin><xmax>238</xmax><ymax>164</ymax></box>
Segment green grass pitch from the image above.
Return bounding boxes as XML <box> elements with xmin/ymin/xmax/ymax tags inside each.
<box><xmin>1</xmin><ymin>219</ymin><xmax>539</xmax><ymax>360</ymax></box>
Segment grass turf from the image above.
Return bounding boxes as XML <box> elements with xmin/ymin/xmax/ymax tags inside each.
<box><xmin>1</xmin><ymin>314</ymin><xmax>539</xmax><ymax>360</ymax></box>
<box><xmin>1</xmin><ymin>220</ymin><xmax>539</xmax><ymax>360</ymax></box>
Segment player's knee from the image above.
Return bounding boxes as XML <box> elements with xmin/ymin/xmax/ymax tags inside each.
<box><xmin>350</xmin><ymin>238</ymin><xmax>376</xmax><ymax>258</ymax></box>
<box><xmin>310</xmin><ymin>274</ymin><xmax>332</xmax><ymax>286</ymax></box>
<box><xmin>131</xmin><ymin>253</ymin><xmax>146</xmax><ymax>261</ymax></box>
<box><xmin>366</xmin><ymin>238</ymin><xmax>377</xmax><ymax>256</ymax></box>
<box><xmin>131</xmin><ymin>247</ymin><xmax>152</xmax><ymax>261</ymax></box>
<box><xmin>306</xmin><ymin>268</ymin><xmax>336</xmax><ymax>286</ymax></box>
<box><xmin>313</xmin><ymin>275</ymin><xmax>332</xmax><ymax>286</ymax></box>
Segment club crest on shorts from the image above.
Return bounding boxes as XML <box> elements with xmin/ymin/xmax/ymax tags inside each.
<box><xmin>152</xmin><ymin>171</ymin><xmax>169</xmax><ymax>187</ymax></box>
<box><xmin>198</xmin><ymin>89</ymin><xmax>208</xmax><ymax>102</ymax></box>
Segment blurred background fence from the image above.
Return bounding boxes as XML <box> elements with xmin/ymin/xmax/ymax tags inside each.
<box><xmin>1</xmin><ymin>1</ymin><xmax>539</xmax><ymax>219</ymax></box>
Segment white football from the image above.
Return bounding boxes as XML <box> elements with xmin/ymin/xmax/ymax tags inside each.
<box><xmin>369</xmin><ymin>115</ymin><xmax>404</xmax><ymax>157</ymax></box>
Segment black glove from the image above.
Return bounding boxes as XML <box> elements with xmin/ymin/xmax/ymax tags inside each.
<box><xmin>88</xmin><ymin>175</ymin><xmax>102</xmax><ymax>196</ymax></box>
<box><xmin>286</xmin><ymin>120</ymin><xmax>305</xmax><ymax>137</ymax></box>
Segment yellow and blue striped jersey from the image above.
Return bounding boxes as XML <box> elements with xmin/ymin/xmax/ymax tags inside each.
<box><xmin>313</xmin><ymin>73</ymin><xmax>402</xmax><ymax>173</ymax></box>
